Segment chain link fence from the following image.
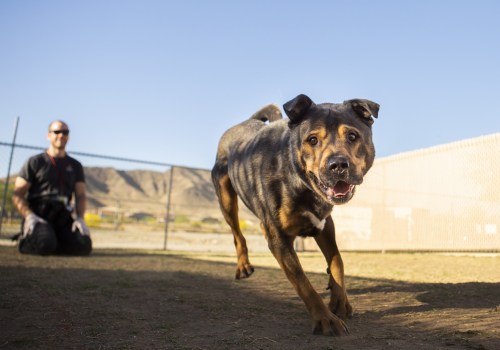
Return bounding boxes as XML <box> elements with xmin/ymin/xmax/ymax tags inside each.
<box><xmin>1</xmin><ymin>133</ymin><xmax>499</xmax><ymax>252</ymax></box>
<box><xmin>0</xmin><ymin>141</ymin><xmax>262</xmax><ymax>251</ymax></box>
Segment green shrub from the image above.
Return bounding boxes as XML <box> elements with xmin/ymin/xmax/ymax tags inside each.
<box><xmin>174</xmin><ymin>215</ymin><xmax>190</xmax><ymax>224</ymax></box>
<box><xmin>85</xmin><ymin>213</ymin><xmax>102</xmax><ymax>228</ymax></box>
<box><xmin>239</xmin><ymin>220</ymin><xmax>248</xmax><ymax>230</ymax></box>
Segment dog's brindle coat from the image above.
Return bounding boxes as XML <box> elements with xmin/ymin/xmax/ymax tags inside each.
<box><xmin>212</xmin><ymin>94</ymin><xmax>379</xmax><ymax>336</ymax></box>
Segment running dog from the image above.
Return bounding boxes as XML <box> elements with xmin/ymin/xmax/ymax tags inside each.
<box><xmin>211</xmin><ymin>94</ymin><xmax>379</xmax><ymax>336</ymax></box>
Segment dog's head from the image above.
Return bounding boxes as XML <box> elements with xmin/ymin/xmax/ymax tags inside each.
<box><xmin>284</xmin><ymin>94</ymin><xmax>379</xmax><ymax>205</ymax></box>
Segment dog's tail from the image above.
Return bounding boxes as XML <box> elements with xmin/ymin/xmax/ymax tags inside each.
<box><xmin>250</xmin><ymin>104</ymin><xmax>282</xmax><ymax>122</ymax></box>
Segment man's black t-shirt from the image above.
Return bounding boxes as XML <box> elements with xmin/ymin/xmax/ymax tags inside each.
<box><xmin>18</xmin><ymin>152</ymin><xmax>85</xmax><ymax>204</ymax></box>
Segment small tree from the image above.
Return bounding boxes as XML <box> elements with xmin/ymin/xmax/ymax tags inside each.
<box><xmin>0</xmin><ymin>181</ymin><xmax>15</xmax><ymax>217</ymax></box>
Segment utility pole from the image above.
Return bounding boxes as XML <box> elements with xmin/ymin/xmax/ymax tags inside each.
<box><xmin>163</xmin><ymin>166</ymin><xmax>174</xmax><ymax>250</ymax></box>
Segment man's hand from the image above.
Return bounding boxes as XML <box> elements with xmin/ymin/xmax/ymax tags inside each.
<box><xmin>72</xmin><ymin>217</ymin><xmax>90</xmax><ymax>236</ymax></box>
<box><xmin>23</xmin><ymin>213</ymin><xmax>47</xmax><ymax>237</ymax></box>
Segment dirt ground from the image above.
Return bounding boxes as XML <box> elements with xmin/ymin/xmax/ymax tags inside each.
<box><xmin>0</xmin><ymin>245</ymin><xmax>498</xmax><ymax>350</ymax></box>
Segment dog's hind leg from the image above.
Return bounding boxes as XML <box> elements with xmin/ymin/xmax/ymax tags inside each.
<box><xmin>212</xmin><ymin>163</ymin><xmax>254</xmax><ymax>279</ymax></box>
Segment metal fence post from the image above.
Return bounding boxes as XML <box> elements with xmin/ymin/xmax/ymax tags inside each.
<box><xmin>163</xmin><ymin>166</ymin><xmax>175</xmax><ymax>250</ymax></box>
<box><xmin>0</xmin><ymin>117</ymin><xmax>20</xmax><ymax>235</ymax></box>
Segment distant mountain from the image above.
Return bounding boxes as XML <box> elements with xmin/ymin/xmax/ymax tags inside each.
<box><xmin>84</xmin><ymin>166</ymin><xmax>255</xmax><ymax>221</ymax></box>
<box><xmin>85</xmin><ymin>166</ymin><xmax>212</xmax><ymax>216</ymax></box>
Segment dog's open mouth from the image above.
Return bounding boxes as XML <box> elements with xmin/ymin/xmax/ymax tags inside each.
<box><xmin>331</xmin><ymin>181</ymin><xmax>355</xmax><ymax>198</ymax></box>
<box><xmin>309</xmin><ymin>172</ymin><xmax>355</xmax><ymax>204</ymax></box>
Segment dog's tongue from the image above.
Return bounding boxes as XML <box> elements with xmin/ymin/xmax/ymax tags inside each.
<box><xmin>332</xmin><ymin>181</ymin><xmax>352</xmax><ymax>197</ymax></box>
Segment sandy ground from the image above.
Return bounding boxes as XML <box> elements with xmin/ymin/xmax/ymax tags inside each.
<box><xmin>0</xmin><ymin>240</ymin><xmax>499</xmax><ymax>350</ymax></box>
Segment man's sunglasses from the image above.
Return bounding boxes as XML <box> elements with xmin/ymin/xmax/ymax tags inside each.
<box><xmin>50</xmin><ymin>130</ymin><xmax>70</xmax><ymax>135</ymax></box>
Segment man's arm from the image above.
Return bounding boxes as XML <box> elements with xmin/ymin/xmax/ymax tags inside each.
<box><xmin>13</xmin><ymin>176</ymin><xmax>47</xmax><ymax>237</ymax></box>
<box><xmin>72</xmin><ymin>181</ymin><xmax>90</xmax><ymax>236</ymax></box>
<box><xmin>12</xmin><ymin>177</ymin><xmax>33</xmax><ymax>218</ymax></box>
<box><xmin>74</xmin><ymin>181</ymin><xmax>87</xmax><ymax>219</ymax></box>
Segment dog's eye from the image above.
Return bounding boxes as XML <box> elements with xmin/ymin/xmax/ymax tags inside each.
<box><xmin>348</xmin><ymin>132</ymin><xmax>358</xmax><ymax>142</ymax></box>
<box><xmin>307</xmin><ymin>136</ymin><xmax>318</xmax><ymax>146</ymax></box>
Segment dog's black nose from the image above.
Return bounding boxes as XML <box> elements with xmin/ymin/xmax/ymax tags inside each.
<box><xmin>328</xmin><ymin>156</ymin><xmax>349</xmax><ymax>174</ymax></box>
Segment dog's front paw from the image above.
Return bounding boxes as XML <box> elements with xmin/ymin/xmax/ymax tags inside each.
<box><xmin>312</xmin><ymin>311</ymin><xmax>349</xmax><ymax>336</ymax></box>
<box><xmin>235</xmin><ymin>257</ymin><xmax>254</xmax><ymax>279</ymax></box>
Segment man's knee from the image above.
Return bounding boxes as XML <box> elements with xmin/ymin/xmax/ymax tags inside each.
<box><xmin>56</xmin><ymin>230</ymin><xmax>93</xmax><ymax>256</ymax></box>
<box><xmin>19</xmin><ymin>223</ymin><xmax>58</xmax><ymax>255</ymax></box>
<box><xmin>77</xmin><ymin>235</ymin><xmax>92</xmax><ymax>256</ymax></box>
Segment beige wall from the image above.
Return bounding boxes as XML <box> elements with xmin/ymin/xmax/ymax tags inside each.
<box><xmin>323</xmin><ymin>133</ymin><xmax>500</xmax><ymax>251</ymax></box>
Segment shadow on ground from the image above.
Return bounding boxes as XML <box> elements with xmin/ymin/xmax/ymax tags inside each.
<box><xmin>0</xmin><ymin>247</ymin><xmax>498</xmax><ymax>350</ymax></box>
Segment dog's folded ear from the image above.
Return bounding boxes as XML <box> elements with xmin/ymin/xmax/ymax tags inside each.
<box><xmin>284</xmin><ymin>94</ymin><xmax>316</xmax><ymax>124</ymax></box>
<box><xmin>345</xmin><ymin>99</ymin><xmax>380</xmax><ymax>125</ymax></box>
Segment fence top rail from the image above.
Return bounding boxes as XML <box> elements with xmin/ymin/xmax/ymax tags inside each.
<box><xmin>0</xmin><ymin>141</ymin><xmax>208</xmax><ymax>171</ymax></box>
<box><xmin>374</xmin><ymin>132</ymin><xmax>500</xmax><ymax>164</ymax></box>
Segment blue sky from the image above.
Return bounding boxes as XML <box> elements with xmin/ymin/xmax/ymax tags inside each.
<box><xmin>1</xmin><ymin>0</ymin><xmax>499</xmax><ymax>170</ymax></box>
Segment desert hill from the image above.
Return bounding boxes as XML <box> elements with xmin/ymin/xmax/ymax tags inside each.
<box><xmin>84</xmin><ymin>166</ymin><xmax>254</xmax><ymax>221</ymax></box>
